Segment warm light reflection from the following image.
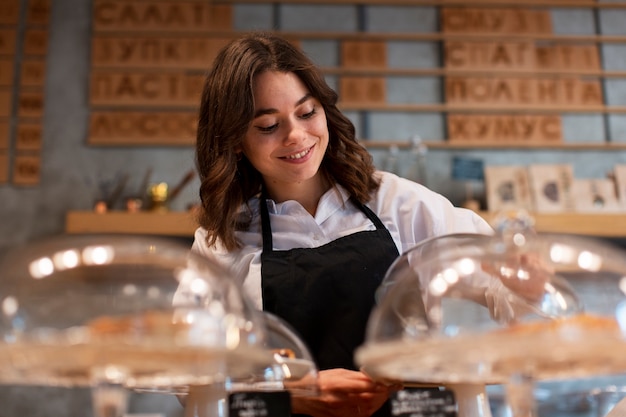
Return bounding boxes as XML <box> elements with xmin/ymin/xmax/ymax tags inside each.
<box><xmin>442</xmin><ymin>267</ymin><xmax>459</xmax><ymax>284</ymax></box>
<box><xmin>225</xmin><ymin>318</ymin><xmax>241</xmax><ymax>349</ymax></box>
<box><xmin>279</xmin><ymin>362</ymin><xmax>292</xmax><ymax>379</ymax></box>
<box><xmin>82</xmin><ymin>245</ymin><xmax>114</xmax><ymax>265</ymax></box>
<box><xmin>549</xmin><ymin>243</ymin><xmax>576</xmax><ymax>264</ymax></box>
<box><xmin>53</xmin><ymin>249</ymin><xmax>80</xmax><ymax>270</ymax></box>
<box><xmin>147</xmin><ymin>286</ymin><xmax>161</xmax><ymax>299</ymax></box>
<box><xmin>429</xmin><ymin>273</ymin><xmax>448</xmax><ymax>296</ymax></box>
<box><xmin>512</xmin><ymin>233</ymin><xmax>526</xmax><ymax>246</ymax></box>
<box><xmin>208</xmin><ymin>300</ymin><xmax>225</xmax><ymax>318</ymax></box>
<box><xmin>454</xmin><ymin>257</ymin><xmax>477</xmax><ymax>276</ymax></box>
<box><xmin>2</xmin><ymin>296</ymin><xmax>18</xmax><ymax>316</ymax></box>
<box><xmin>544</xmin><ymin>283</ymin><xmax>568</xmax><ymax>311</ymax></box>
<box><xmin>619</xmin><ymin>277</ymin><xmax>626</xmax><ymax>295</ymax></box>
<box><xmin>190</xmin><ymin>277</ymin><xmax>209</xmax><ymax>295</ymax></box>
<box><xmin>616</xmin><ymin>300</ymin><xmax>626</xmax><ymax>333</ymax></box>
<box><xmin>499</xmin><ymin>266</ymin><xmax>515</xmax><ymax>279</ymax></box>
<box><xmin>578</xmin><ymin>250</ymin><xmax>602</xmax><ymax>271</ymax></box>
<box><xmin>29</xmin><ymin>256</ymin><xmax>54</xmax><ymax>279</ymax></box>
<box><xmin>122</xmin><ymin>284</ymin><xmax>137</xmax><ymax>296</ymax></box>
<box><xmin>516</xmin><ymin>269</ymin><xmax>530</xmax><ymax>280</ymax></box>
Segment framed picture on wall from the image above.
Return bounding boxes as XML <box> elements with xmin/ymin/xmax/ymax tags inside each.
<box><xmin>527</xmin><ymin>164</ymin><xmax>574</xmax><ymax>213</ymax></box>
<box><xmin>484</xmin><ymin>165</ymin><xmax>532</xmax><ymax>212</ymax></box>
<box><xmin>614</xmin><ymin>164</ymin><xmax>626</xmax><ymax>207</ymax></box>
<box><xmin>571</xmin><ymin>178</ymin><xmax>621</xmax><ymax>213</ymax></box>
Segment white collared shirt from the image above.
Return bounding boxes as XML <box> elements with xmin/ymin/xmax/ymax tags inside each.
<box><xmin>192</xmin><ymin>171</ymin><xmax>493</xmax><ymax>309</ymax></box>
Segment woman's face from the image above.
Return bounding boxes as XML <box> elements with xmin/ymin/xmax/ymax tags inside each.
<box><xmin>241</xmin><ymin>71</ymin><xmax>329</xmax><ymax>196</ymax></box>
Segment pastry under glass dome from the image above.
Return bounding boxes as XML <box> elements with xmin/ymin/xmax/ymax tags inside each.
<box><xmin>356</xmin><ymin>213</ymin><xmax>626</xmax><ymax>416</ymax></box>
<box><xmin>0</xmin><ymin>234</ymin><xmax>275</xmax><ymax>416</ymax></box>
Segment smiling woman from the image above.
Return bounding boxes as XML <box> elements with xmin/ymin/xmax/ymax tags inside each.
<box><xmin>241</xmin><ymin>71</ymin><xmax>329</xmax><ymax>212</ymax></box>
<box><xmin>191</xmin><ymin>32</ymin><xmax>493</xmax><ymax>417</ymax></box>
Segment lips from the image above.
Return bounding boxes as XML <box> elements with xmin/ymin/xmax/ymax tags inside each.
<box><xmin>283</xmin><ymin>145</ymin><xmax>313</xmax><ymax>160</ymax></box>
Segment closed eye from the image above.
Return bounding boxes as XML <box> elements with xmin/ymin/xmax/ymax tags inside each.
<box><xmin>257</xmin><ymin>123</ymin><xmax>278</xmax><ymax>133</ymax></box>
<box><xmin>301</xmin><ymin>108</ymin><xmax>316</xmax><ymax>119</ymax></box>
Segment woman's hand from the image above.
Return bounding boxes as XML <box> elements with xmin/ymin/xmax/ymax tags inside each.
<box><xmin>291</xmin><ymin>368</ymin><xmax>399</xmax><ymax>417</ymax></box>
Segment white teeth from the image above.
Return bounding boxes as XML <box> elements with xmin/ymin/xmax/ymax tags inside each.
<box><xmin>286</xmin><ymin>147</ymin><xmax>311</xmax><ymax>160</ymax></box>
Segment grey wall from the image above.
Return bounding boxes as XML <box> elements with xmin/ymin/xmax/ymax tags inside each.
<box><xmin>1</xmin><ymin>1</ymin><xmax>626</xmax><ymax>415</ymax></box>
<box><xmin>1</xmin><ymin>1</ymin><xmax>626</xmax><ymax>252</ymax></box>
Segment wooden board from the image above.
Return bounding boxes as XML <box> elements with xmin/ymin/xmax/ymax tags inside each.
<box><xmin>0</xmin><ymin>90</ymin><xmax>11</xmax><ymax>118</ymax></box>
<box><xmin>12</xmin><ymin>153</ymin><xmax>41</xmax><ymax>186</ymax></box>
<box><xmin>66</xmin><ymin>210</ymin><xmax>198</xmax><ymax>236</ymax></box>
<box><xmin>0</xmin><ymin>120</ymin><xmax>8</xmax><ymax>150</ymax></box>
<box><xmin>444</xmin><ymin>41</ymin><xmax>536</xmax><ymax>70</ymax></box>
<box><xmin>445</xmin><ymin>77</ymin><xmax>603</xmax><ymax>107</ymax></box>
<box><xmin>64</xmin><ymin>210</ymin><xmax>626</xmax><ymax>238</ymax></box>
<box><xmin>339</xmin><ymin>76</ymin><xmax>386</xmax><ymax>104</ymax></box>
<box><xmin>0</xmin><ymin>59</ymin><xmax>14</xmax><ymax>87</ymax></box>
<box><xmin>444</xmin><ymin>42</ymin><xmax>600</xmax><ymax>72</ymax></box>
<box><xmin>0</xmin><ymin>151</ymin><xmax>7</xmax><ymax>184</ymax></box>
<box><xmin>441</xmin><ymin>7</ymin><xmax>552</xmax><ymax>34</ymax></box>
<box><xmin>0</xmin><ymin>0</ymin><xmax>20</xmax><ymax>25</ymax></box>
<box><xmin>89</xmin><ymin>111</ymin><xmax>197</xmax><ymax>145</ymax></box>
<box><xmin>0</xmin><ymin>30</ymin><xmax>17</xmax><ymax>55</ymax></box>
<box><xmin>91</xmin><ymin>35</ymin><xmax>231</xmax><ymax>69</ymax></box>
<box><xmin>17</xmin><ymin>91</ymin><xmax>44</xmax><ymax>118</ymax></box>
<box><xmin>20</xmin><ymin>60</ymin><xmax>46</xmax><ymax>87</ymax></box>
<box><xmin>535</xmin><ymin>44</ymin><xmax>601</xmax><ymax>71</ymax></box>
<box><xmin>448</xmin><ymin>114</ymin><xmax>562</xmax><ymax>142</ymax></box>
<box><xmin>27</xmin><ymin>0</ymin><xmax>50</xmax><ymax>26</ymax></box>
<box><xmin>89</xmin><ymin>71</ymin><xmax>204</xmax><ymax>107</ymax></box>
<box><xmin>341</xmin><ymin>41</ymin><xmax>387</xmax><ymax>68</ymax></box>
<box><xmin>92</xmin><ymin>1</ymin><xmax>232</xmax><ymax>32</ymax></box>
<box><xmin>23</xmin><ymin>30</ymin><xmax>48</xmax><ymax>56</ymax></box>
<box><xmin>15</xmin><ymin>123</ymin><xmax>43</xmax><ymax>151</ymax></box>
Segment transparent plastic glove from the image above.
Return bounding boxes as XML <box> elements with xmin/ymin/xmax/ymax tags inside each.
<box><xmin>482</xmin><ymin>254</ymin><xmax>581</xmax><ymax>323</ymax></box>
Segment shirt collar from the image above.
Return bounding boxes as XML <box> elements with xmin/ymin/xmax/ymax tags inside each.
<box><xmin>264</xmin><ymin>183</ymin><xmax>351</xmax><ymax>220</ymax></box>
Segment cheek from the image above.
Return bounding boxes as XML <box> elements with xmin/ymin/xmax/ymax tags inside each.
<box><xmin>313</xmin><ymin>115</ymin><xmax>329</xmax><ymax>137</ymax></box>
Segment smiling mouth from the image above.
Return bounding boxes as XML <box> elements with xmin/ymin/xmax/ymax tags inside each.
<box><xmin>283</xmin><ymin>146</ymin><xmax>313</xmax><ymax>160</ymax></box>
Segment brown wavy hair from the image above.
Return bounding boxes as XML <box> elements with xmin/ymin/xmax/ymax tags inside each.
<box><xmin>196</xmin><ymin>32</ymin><xmax>380</xmax><ymax>251</ymax></box>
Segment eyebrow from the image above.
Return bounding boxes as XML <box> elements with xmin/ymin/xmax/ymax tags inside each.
<box><xmin>253</xmin><ymin>93</ymin><xmax>313</xmax><ymax>118</ymax></box>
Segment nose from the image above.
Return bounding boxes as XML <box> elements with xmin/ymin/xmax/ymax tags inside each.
<box><xmin>284</xmin><ymin>118</ymin><xmax>306</xmax><ymax>145</ymax></box>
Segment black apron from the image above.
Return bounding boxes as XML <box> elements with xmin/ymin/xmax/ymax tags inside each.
<box><xmin>260</xmin><ymin>195</ymin><xmax>399</xmax><ymax>417</ymax></box>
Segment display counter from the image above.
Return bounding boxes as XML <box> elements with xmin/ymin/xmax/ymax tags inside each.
<box><xmin>65</xmin><ymin>210</ymin><xmax>626</xmax><ymax>238</ymax></box>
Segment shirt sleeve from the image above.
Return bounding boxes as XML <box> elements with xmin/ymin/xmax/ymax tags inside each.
<box><xmin>191</xmin><ymin>227</ymin><xmax>264</xmax><ymax>310</ymax></box>
<box><xmin>371</xmin><ymin>171</ymin><xmax>493</xmax><ymax>253</ymax></box>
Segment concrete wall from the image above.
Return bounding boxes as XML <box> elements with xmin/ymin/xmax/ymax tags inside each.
<box><xmin>1</xmin><ymin>1</ymin><xmax>626</xmax><ymax>415</ymax></box>
<box><xmin>1</xmin><ymin>1</ymin><xmax>626</xmax><ymax>252</ymax></box>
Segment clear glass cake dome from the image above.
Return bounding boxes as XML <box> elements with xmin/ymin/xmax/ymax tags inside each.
<box><xmin>356</xmin><ymin>212</ymin><xmax>626</xmax><ymax>416</ymax></box>
<box><xmin>0</xmin><ymin>234</ymin><xmax>274</xmax><ymax>416</ymax></box>
<box><xmin>182</xmin><ymin>311</ymin><xmax>320</xmax><ymax>417</ymax></box>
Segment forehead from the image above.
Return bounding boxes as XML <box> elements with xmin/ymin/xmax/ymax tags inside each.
<box><xmin>252</xmin><ymin>71</ymin><xmax>309</xmax><ymax>103</ymax></box>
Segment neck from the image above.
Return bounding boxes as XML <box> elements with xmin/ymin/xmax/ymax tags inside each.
<box><xmin>264</xmin><ymin>174</ymin><xmax>331</xmax><ymax>216</ymax></box>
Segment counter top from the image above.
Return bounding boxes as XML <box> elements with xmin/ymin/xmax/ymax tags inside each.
<box><xmin>65</xmin><ymin>210</ymin><xmax>198</xmax><ymax>237</ymax></box>
<box><xmin>65</xmin><ymin>210</ymin><xmax>626</xmax><ymax>238</ymax></box>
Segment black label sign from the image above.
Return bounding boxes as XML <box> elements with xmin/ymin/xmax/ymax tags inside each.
<box><xmin>228</xmin><ymin>391</ymin><xmax>291</xmax><ymax>417</ymax></box>
<box><xmin>391</xmin><ymin>388</ymin><xmax>457</xmax><ymax>417</ymax></box>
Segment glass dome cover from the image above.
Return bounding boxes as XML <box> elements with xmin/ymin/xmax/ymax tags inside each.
<box><xmin>0</xmin><ymin>234</ymin><xmax>272</xmax><ymax>390</ymax></box>
<box><xmin>356</xmin><ymin>214</ymin><xmax>626</xmax><ymax>387</ymax></box>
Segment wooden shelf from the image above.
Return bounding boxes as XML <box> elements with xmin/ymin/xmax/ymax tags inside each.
<box><xmin>361</xmin><ymin>141</ymin><xmax>626</xmax><ymax>150</ymax></box>
<box><xmin>477</xmin><ymin>211</ymin><xmax>626</xmax><ymax>237</ymax></box>
<box><xmin>211</xmin><ymin>0</ymin><xmax>626</xmax><ymax>10</ymax></box>
<box><xmin>323</xmin><ymin>67</ymin><xmax>626</xmax><ymax>79</ymax></box>
<box><xmin>65</xmin><ymin>211</ymin><xmax>198</xmax><ymax>237</ymax></box>
<box><xmin>65</xmin><ymin>210</ymin><xmax>626</xmax><ymax>238</ymax></box>
<box><xmin>339</xmin><ymin>103</ymin><xmax>626</xmax><ymax>114</ymax></box>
